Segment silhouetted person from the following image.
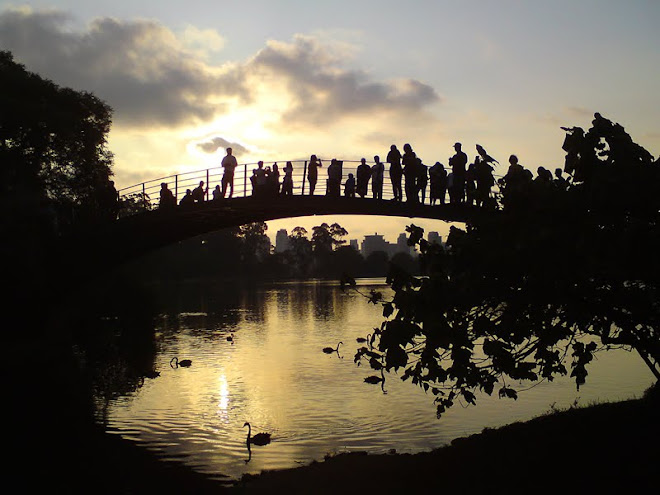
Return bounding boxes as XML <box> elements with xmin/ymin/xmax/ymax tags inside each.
<box><xmin>449</xmin><ymin>143</ymin><xmax>468</xmax><ymax>203</ymax></box>
<box><xmin>250</xmin><ymin>169</ymin><xmax>258</xmax><ymax>195</ymax></box>
<box><xmin>344</xmin><ymin>173</ymin><xmax>356</xmax><ymax>197</ymax></box>
<box><xmin>447</xmin><ymin>171</ymin><xmax>458</xmax><ymax>203</ymax></box>
<box><xmin>554</xmin><ymin>168</ymin><xmax>568</xmax><ymax>190</ymax></box>
<box><xmin>159</xmin><ymin>182</ymin><xmax>176</xmax><ymax>209</ymax></box>
<box><xmin>99</xmin><ymin>180</ymin><xmax>119</xmax><ymax>221</ymax></box>
<box><xmin>212</xmin><ymin>185</ymin><xmax>222</xmax><ymax>201</ymax></box>
<box><xmin>357</xmin><ymin>158</ymin><xmax>371</xmax><ymax>198</ymax></box>
<box><xmin>281</xmin><ymin>161</ymin><xmax>294</xmax><ymax>196</ymax></box>
<box><xmin>221</xmin><ymin>147</ymin><xmax>238</xmax><ymax>198</ymax></box>
<box><xmin>474</xmin><ymin>156</ymin><xmax>495</xmax><ymax>207</ymax></box>
<box><xmin>192</xmin><ymin>180</ymin><xmax>207</xmax><ymax>203</ymax></box>
<box><xmin>429</xmin><ymin>162</ymin><xmax>447</xmax><ymax>205</ymax></box>
<box><xmin>327</xmin><ymin>159</ymin><xmax>342</xmax><ymax>197</ymax></box>
<box><xmin>254</xmin><ymin>161</ymin><xmax>267</xmax><ymax>197</ymax></box>
<box><xmin>308</xmin><ymin>155</ymin><xmax>322</xmax><ymax>195</ymax></box>
<box><xmin>417</xmin><ymin>158</ymin><xmax>428</xmax><ymax>204</ymax></box>
<box><xmin>270</xmin><ymin>162</ymin><xmax>280</xmax><ymax>196</ymax></box>
<box><xmin>402</xmin><ymin>144</ymin><xmax>419</xmax><ymax>203</ymax></box>
<box><xmin>501</xmin><ymin>154</ymin><xmax>525</xmax><ymax>194</ymax></box>
<box><xmin>387</xmin><ymin>145</ymin><xmax>402</xmax><ymax>201</ymax></box>
<box><xmin>372</xmin><ymin>155</ymin><xmax>385</xmax><ymax>199</ymax></box>
<box><xmin>179</xmin><ymin>189</ymin><xmax>194</xmax><ymax>208</ymax></box>
<box><xmin>500</xmin><ymin>155</ymin><xmax>529</xmax><ymax>210</ymax></box>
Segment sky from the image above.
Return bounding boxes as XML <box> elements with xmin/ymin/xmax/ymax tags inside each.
<box><xmin>2</xmin><ymin>0</ymin><xmax>659</xmax><ymax>245</ymax></box>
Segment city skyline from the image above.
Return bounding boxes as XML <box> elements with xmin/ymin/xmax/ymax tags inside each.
<box><xmin>272</xmin><ymin>226</ymin><xmax>443</xmax><ymax>257</ymax></box>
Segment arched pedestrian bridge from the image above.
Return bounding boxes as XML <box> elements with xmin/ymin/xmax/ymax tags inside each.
<box><xmin>98</xmin><ymin>159</ymin><xmax>500</xmax><ymax>264</ymax></box>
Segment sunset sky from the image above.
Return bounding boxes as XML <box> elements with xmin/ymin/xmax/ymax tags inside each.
<box><xmin>2</xmin><ymin>1</ymin><xmax>658</xmax><ymax>244</ymax></box>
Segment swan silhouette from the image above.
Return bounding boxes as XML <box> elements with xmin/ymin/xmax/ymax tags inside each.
<box><xmin>244</xmin><ymin>422</ymin><xmax>271</xmax><ymax>446</ymax></box>
<box><xmin>170</xmin><ymin>357</ymin><xmax>192</xmax><ymax>368</ymax></box>
<box><xmin>364</xmin><ymin>369</ymin><xmax>387</xmax><ymax>393</ymax></box>
<box><xmin>356</xmin><ymin>333</ymin><xmax>371</xmax><ymax>344</ymax></box>
<box><xmin>323</xmin><ymin>341</ymin><xmax>343</xmax><ymax>354</ymax></box>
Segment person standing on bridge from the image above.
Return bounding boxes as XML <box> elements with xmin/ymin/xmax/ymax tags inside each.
<box><xmin>307</xmin><ymin>155</ymin><xmax>322</xmax><ymax>195</ymax></box>
<box><xmin>387</xmin><ymin>145</ymin><xmax>402</xmax><ymax>201</ymax></box>
<box><xmin>356</xmin><ymin>158</ymin><xmax>371</xmax><ymax>198</ymax></box>
<box><xmin>221</xmin><ymin>147</ymin><xmax>238</xmax><ymax>198</ymax></box>
<box><xmin>371</xmin><ymin>155</ymin><xmax>385</xmax><ymax>199</ymax></box>
<box><xmin>402</xmin><ymin>143</ymin><xmax>419</xmax><ymax>203</ymax></box>
<box><xmin>416</xmin><ymin>158</ymin><xmax>428</xmax><ymax>204</ymax></box>
<box><xmin>281</xmin><ymin>161</ymin><xmax>294</xmax><ymax>196</ymax></box>
<box><xmin>449</xmin><ymin>142</ymin><xmax>468</xmax><ymax>204</ymax></box>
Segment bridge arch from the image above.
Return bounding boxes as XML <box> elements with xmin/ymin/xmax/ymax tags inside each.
<box><xmin>99</xmin><ymin>159</ymin><xmax>500</xmax><ymax>265</ymax></box>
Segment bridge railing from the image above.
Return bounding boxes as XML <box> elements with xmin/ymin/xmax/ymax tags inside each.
<box><xmin>117</xmin><ymin>160</ymin><xmax>502</xmax><ymax>217</ymax></box>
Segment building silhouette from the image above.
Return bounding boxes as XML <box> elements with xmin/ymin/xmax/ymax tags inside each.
<box><xmin>428</xmin><ymin>231</ymin><xmax>442</xmax><ymax>245</ymax></box>
<box><xmin>275</xmin><ymin>229</ymin><xmax>290</xmax><ymax>253</ymax></box>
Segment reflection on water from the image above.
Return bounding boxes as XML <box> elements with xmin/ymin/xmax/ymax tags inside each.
<box><xmin>103</xmin><ymin>279</ymin><xmax>654</xmax><ymax>481</ymax></box>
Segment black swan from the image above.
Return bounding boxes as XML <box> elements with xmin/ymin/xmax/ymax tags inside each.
<box><xmin>323</xmin><ymin>341</ymin><xmax>343</xmax><ymax>354</ymax></box>
<box><xmin>244</xmin><ymin>422</ymin><xmax>271</xmax><ymax>446</ymax></box>
<box><xmin>170</xmin><ymin>357</ymin><xmax>192</xmax><ymax>368</ymax></box>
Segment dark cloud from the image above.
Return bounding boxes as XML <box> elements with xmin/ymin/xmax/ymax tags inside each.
<box><xmin>0</xmin><ymin>8</ymin><xmax>249</xmax><ymax>128</ymax></box>
<box><xmin>250</xmin><ymin>35</ymin><xmax>440</xmax><ymax>122</ymax></box>
<box><xmin>0</xmin><ymin>9</ymin><xmax>440</xmax><ymax>131</ymax></box>
<box><xmin>197</xmin><ymin>136</ymin><xmax>248</xmax><ymax>155</ymax></box>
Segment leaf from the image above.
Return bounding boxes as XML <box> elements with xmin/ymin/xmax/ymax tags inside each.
<box><xmin>498</xmin><ymin>387</ymin><xmax>518</xmax><ymax>400</ymax></box>
<box><xmin>383</xmin><ymin>302</ymin><xmax>394</xmax><ymax>318</ymax></box>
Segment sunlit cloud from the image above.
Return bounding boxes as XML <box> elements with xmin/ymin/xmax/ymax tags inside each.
<box><xmin>196</xmin><ymin>136</ymin><xmax>249</xmax><ymax>155</ymax></box>
<box><xmin>248</xmin><ymin>34</ymin><xmax>440</xmax><ymax>124</ymax></box>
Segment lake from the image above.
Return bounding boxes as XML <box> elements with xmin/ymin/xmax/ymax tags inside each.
<box><xmin>100</xmin><ymin>278</ymin><xmax>654</xmax><ymax>481</ymax></box>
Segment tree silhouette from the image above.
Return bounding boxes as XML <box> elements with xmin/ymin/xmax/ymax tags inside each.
<box><xmin>355</xmin><ymin>114</ymin><xmax>659</xmax><ymax>417</ymax></box>
<box><xmin>0</xmin><ymin>50</ymin><xmax>114</xmax><ymax>230</ymax></box>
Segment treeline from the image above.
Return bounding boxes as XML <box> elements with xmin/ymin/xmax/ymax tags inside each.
<box><xmin>120</xmin><ymin>221</ymin><xmax>420</xmax><ymax>283</ymax></box>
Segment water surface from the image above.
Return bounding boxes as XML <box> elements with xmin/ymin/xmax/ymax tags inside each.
<box><xmin>102</xmin><ymin>278</ymin><xmax>654</xmax><ymax>480</ymax></box>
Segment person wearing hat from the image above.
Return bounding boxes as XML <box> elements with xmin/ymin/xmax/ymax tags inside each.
<box><xmin>449</xmin><ymin>142</ymin><xmax>468</xmax><ymax>203</ymax></box>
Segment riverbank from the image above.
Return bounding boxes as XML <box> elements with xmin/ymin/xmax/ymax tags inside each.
<box><xmin>20</xmin><ymin>384</ymin><xmax>657</xmax><ymax>494</ymax></box>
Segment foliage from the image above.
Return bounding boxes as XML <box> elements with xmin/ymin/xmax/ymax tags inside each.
<box><xmin>355</xmin><ymin>114</ymin><xmax>659</xmax><ymax>417</ymax></box>
<box><xmin>0</xmin><ymin>50</ymin><xmax>115</xmax><ymax>228</ymax></box>
<box><xmin>311</xmin><ymin>222</ymin><xmax>348</xmax><ymax>253</ymax></box>
<box><xmin>238</xmin><ymin>222</ymin><xmax>271</xmax><ymax>263</ymax></box>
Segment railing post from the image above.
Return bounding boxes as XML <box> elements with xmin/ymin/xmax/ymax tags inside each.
<box><xmin>244</xmin><ymin>163</ymin><xmax>247</xmax><ymax>197</ymax></box>
<box><xmin>142</xmin><ymin>183</ymin><xmax>146</xmax><ymax>210</ymax></box>
<box><xmin>175</xmin><ymin>175</ymin><xmax>178</xmax><ymax>202</ymax></box>
<box><xmin>206</xmin><ymin>169</ymin><xmax>210</xmax><ymax>200</ymax></box>
<box><xmin>302</xmin><ymin>161</ymin><xmax>307</xmax><ymax>195</ymax></box>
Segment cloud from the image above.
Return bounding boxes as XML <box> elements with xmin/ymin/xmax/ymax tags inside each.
<box><xmin>249</xmin><ymin>35</ymin><xmax>440</xmax><ymax>123</ymax></box>
<box><xmin>0</xmin><ymin>8</ymin><xmax>441</xmax><ymax>135</ymax></box>
<box><xmin>196</xmin><ymin>136</ymin><xmax>249</xmax><ymax>155</ymax></box>
<box><xmin>0</xmin><ymin>7</ymin><xmax>248</xmax><ymax>128</ymax></box>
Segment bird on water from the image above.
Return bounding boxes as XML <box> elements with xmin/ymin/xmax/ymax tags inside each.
<box><xmin>323</xmin><ymin>341</ymin><xmax>343</xmax><ymax>354</ymax></box>
<box><xmin>170</xmin><ymin>357</ymin><xmax>192</xmax><ymax>368</ymax></box>
<box><xmin>244</xmin><ymin>422</ymin><xmax>271</xmax><ymax>446</ymax></box>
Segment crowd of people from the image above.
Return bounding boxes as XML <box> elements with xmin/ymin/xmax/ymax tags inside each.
<box><xmin>156</xmin><ymin>144</ymin><xmax>571</xmax><ymax>210</ymax></box>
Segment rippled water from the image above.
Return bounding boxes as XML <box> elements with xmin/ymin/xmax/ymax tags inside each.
<box><xmin>102</xmin><ymin>278</ymin><xmax>654</xmax><ymax>481</ymax></box>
